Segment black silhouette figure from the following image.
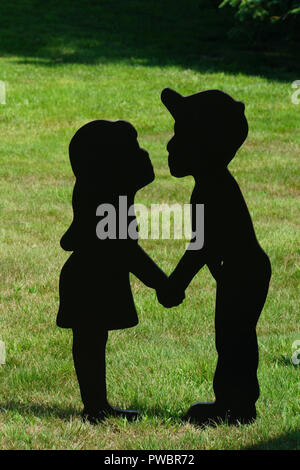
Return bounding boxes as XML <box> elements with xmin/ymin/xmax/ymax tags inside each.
<box><xmin>159</xmin><ymin>88</ymin><xmax>272</xmax><ymax>426</ymax></box>
<box><xmin>57</xmin><ymin>119</ymin><xmax>184</xmax><ymax>424</ymax></box>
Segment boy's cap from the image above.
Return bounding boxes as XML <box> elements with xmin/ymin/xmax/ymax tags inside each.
<box><xmin>161</xmin><ymin>88</ymin><xmax>184</xmax><ymax>119</ymax></box>
<box><xmin>161</xmin><ymin>87</ymin><xmax>248</xmax><ymax>160</ymax></box>
<box><xmin>161</xmin><ymin>87</ymin><xmax>245</xmax><ymax>121</ymax></box>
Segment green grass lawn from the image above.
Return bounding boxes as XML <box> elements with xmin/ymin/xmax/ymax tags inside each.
<box><xmin>0</xmin><ymin>0</ymin><xmax>299</xmax><ymax>450</ymax></box>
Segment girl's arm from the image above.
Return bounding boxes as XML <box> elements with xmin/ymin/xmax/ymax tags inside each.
<box><xmin>168</xmin><ymin>245</ymin><xmax>208</xmax><ymax>291</ymax></box>
<box><xmin>130</xmin><ymin>243</ymin><xmax>185</xmax><ymax>308</ymax></box>
<box><xmin>129</xmin><ymin>243</ymin><xmax>168</xmax><ymax>289</ymax></box>
<box><xmin>155</xmin><ymin>246</ymin><xmax>206</xmax><ymax>308</ymax></box>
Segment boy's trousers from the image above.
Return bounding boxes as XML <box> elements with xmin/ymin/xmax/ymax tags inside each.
<box><xmin>213</xmin><ymin>265</ymin><xmax>271</xmax><ymax>408</ymax></box>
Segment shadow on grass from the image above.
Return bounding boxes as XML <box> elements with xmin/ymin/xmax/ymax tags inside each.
<box><xmin>273</xmin><ymin>356</ymin><xmax>296</xmax><ymax>367</ymax></box>
<box><xmin>0</xmin><ymin>399</ymin><xmax>183</xmax><ymax>423</ymax></box>
<box><xmin>127</xmin><ymin>398</ymin><xmax>187</xmax><ymax>422</ymax></box>
<box><xmin>2</xmin><ymin>401</ymin><xmax>298</xmax><ymax>450</ymax></box>
<box><xmin>0</xmin><ymin>400</ymin><xmax>78</xmax><ymax>420</ymax></box>
<box><xmin>244</xmin><ymin>430</ymin><xmax>300</xmax><ymax>450</ymax></box>
<box><xmin>0</xmin><ymin>0</ymin><xmax>299</xmax><ymax>81</ymax></box>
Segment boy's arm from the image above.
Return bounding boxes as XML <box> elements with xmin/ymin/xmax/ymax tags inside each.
<box><xmin>130</xmin><ymin>243</ymin><xmax>185</xmax><ymax>308</ymax></box>
<box><xmin>169</xmin><ymin>245</ymin><xmax>208</xmax><ymax>291</ymax></box>
<box><xmin>156</xmin><ymin>247</ymin><xmax>206</xmax><ymax>308</ymax></box>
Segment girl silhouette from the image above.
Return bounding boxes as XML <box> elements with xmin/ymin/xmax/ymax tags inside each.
<box><xmin>57</xmin><ymin>119</ymin><xmax>184</xmax><ymax>424</ymax></box>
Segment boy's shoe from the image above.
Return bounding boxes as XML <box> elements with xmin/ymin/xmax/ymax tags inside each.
<box><xmin>185</xmin><ymin>401</ymin><xmax>256</xmax><ymax>427</ymax></box>
<box><xmin>82</xmin><ymin>404</ymin><xmax>140</xmax><ymax>424</ymax></box>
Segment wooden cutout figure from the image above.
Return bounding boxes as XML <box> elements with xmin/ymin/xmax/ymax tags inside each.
<box><xmin>57</xmin><ymin>119</ymin><xmax>184</xmax><ymax>424</ymax></box>
<box><xmin>159</xmin><ymin>88</ymin><xmax>272</xmax><ymax>426</ymax></box>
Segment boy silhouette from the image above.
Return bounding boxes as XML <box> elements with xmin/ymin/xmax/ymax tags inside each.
<box><xmin>57</xmin><ymin>119</ymin><xmax>184</xmax><ymax>424</ymax></box>
<box><xmin>159</xmin><ymin>88</ymin><xmax>272</xmax><ymax>426</ymax></box>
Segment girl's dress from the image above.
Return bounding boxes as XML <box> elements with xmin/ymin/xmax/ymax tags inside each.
<box><xmin>57</xmin><ymin>182</ymin><xmax>139</xmax><ymax>330</ymax></box>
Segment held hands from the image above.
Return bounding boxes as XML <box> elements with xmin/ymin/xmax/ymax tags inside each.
<box><xmin>156</xmin><ymin>277</ymin><xmax>185</xmax><ymax>308</ymax></box>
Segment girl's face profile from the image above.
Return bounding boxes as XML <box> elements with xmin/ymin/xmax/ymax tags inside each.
<box><xmin>70</xmin><ymin>120</ymin><xmax>155</xmax><ymax>194</ymax></box>
<box><xmin>126</xmin><ymin>138</ymin><xmax>155</xmax><ymax>191</ymax></box>
<box><xmin>116</xmin><ymin>122</ymin><xmax>155</xmax><ymax>192</ymax></box>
